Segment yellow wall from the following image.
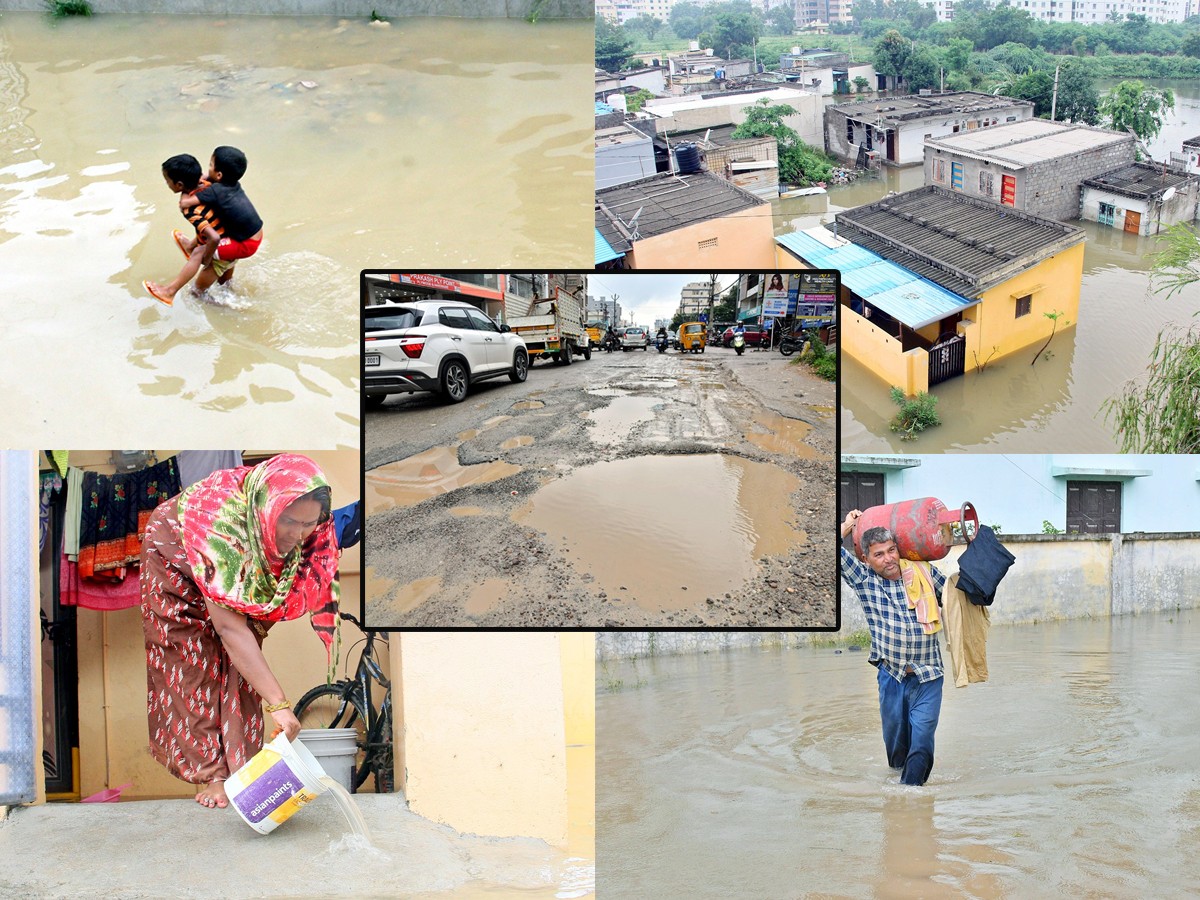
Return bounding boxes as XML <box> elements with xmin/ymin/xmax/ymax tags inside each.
<box><xmin>630</xmin><ymin>205</ymin><xmax>777</xmax><ymax>269</ymax></box>
<box><xmin>65</xmin><ymin>450</ymin><xmax>361</xmax><ymax>800</ymax></box>
<box><xmin>774</xmin><ymin>247</ymin><xmax>812</xmax><ymax>270</ymax></box>
<box><xmin>973</xmin><ymin>244</ymin><xmax>1084</xmax><ymax>362</ymax></box>
<box><xmin>841</xmin><ymin>305</ymin><xmax>930</xmax><ymax>395</ymax></box>
<box><xmin>394</xmin><ymin>633</ymin><xmax>570</xmax><ymax>845</ymax></box>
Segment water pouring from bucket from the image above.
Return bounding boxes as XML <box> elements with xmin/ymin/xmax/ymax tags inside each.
<box><xmin>225</xmin><ymin>731</ymin><xmax>372</xmax><ymax>843</ymax></box>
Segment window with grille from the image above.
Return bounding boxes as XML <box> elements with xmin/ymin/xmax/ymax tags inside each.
<box><xmin>1098</xmin><ymin>201</ymin><xmax>1115</xmax><ymax>226</ymax></box>
<box><xmin>1015</xmin><ymin>294</ymin><xmax>1032</xmax><ymax>317</ymax></box>
<box><xmin>980</xmin><ymin>171</ymin><xmax>995</xmax><ymax>196</ymax></box>
<box><xmin>932</xmin><ymin>158</ymin><xmax>946</xmax><ymax>183</ymax></box>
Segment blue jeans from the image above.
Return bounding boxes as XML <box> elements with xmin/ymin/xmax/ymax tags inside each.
<box><xmin>877</xmin><ymin>668</ymin><xmax>943</xmax><ymax>786</ymax></box>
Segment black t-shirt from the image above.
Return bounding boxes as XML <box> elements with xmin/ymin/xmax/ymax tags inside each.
<box><xmin>196</xmin><ymin>182</ymin><xmax>263</xmax><ymax>242</ymax></box>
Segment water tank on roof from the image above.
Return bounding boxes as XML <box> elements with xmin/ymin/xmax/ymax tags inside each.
<box><xmin>675</xmin><ymin>143</ymin><xmax>702</xmax><ymax>174</ymax></box>
<box><xmin>690</xmin><ymin>41</ymin><xmax>700</xmax><ymax>51</ymax></box>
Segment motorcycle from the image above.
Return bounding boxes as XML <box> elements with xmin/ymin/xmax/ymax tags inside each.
<box><xmin>732</xmin><ymin>332</ymin><xmax>746</xmax><ymax>356</ymax></box>
<box><xmin>604</xmin><ymin>334</ymin><xmax>620</xmax><ymax>353</ymax></box>
<box><xmin>655</xmin><ymin>333</ymin><xmax>668</xmax><ymax>353</ymax></box>
<box><xmin>779</xmin><ymin>333</ymin><xmax>803</xmax><ymax>357</ymax></box>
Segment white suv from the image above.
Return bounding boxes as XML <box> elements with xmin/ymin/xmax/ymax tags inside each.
<box><xmin>364</xmin><ymin>300</ymin><xmax>529</xmax><ymax>407</ymax></box>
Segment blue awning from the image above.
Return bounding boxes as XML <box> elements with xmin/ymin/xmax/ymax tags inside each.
<box><xmin>776</xmin><ymin>229</ymin><xmax>979</xmax><ymax>329</ymax></box>
<box><xmin>595</xmin><ymin>229</ymin><xmax>624</xmax><ymax>266</ymax></box>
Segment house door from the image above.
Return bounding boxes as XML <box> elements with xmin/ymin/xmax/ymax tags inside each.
<box><xmin>928</xmin><ymin>333</ymin><xmax>966</xmax><ymax>385</ymax></box>
<box><xmin>839</xmin><ymin>471</ymin><xmax>885</xmax><ymax>551</ymax></box>
<box><xmin>1123</xmin><ymin>210</ymin><xmax>1141</xmax><ymax>234</ymax></box>
<box><xmin>1001</xmin><ymin>175</ymin><xmax>1016</xmax><ymax>206</ymax></box>
<box><xmin>951</xmin><ymin>161</ymin><xmax>964</xmax><ymax>191</ymax></box>
<box><xmin>41</xmin><ymin>484</ymin><xmax>80</xmax><ymax>799</ymax></box>
<box><xmin>886</xmin><ymin>129</ymin><xmax>896</xmax><ymax>162</ymax></box>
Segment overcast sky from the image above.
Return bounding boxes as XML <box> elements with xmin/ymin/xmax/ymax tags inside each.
<box><xmin>584</xmin><ymin>273</ymin><xmax>740</xmax><ymax>327</ymax></box>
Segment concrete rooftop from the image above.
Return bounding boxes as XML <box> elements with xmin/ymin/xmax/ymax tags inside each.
<box><xmin>926</xmin><ymin>120</ymin><xmax>1132</xmax><ymax>169</ymax></box>
<box><xmin>596</xmin><ymin>171</ymin><xmax>767</xmax><ymax>241</ymax></box>
<box><xmin>835</xmin><ymin>185</ymin><xmax>1086</xmax><ymax>295</ymax></box>
<box><xmin>828</xmin><ymin>91</ymin><xmax>1031</xmax><ymax>125</ymax></box>
<box><xmin>0</xmin><ymin>797</ymin><xmax>590</xmax><ymax>899</ymax></box>
<box><xmin>1081</xmin><ymin>162</ymin><xmax>1198</xmax><ymax>200</ymax></box>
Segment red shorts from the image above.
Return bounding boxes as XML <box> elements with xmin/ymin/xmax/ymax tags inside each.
<box><xmin>216</xmin><ymin>236</ymin><xmax>262</xmax><ymax>262</ymax></box>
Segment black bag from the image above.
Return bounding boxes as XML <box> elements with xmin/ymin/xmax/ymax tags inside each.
<box><xmin>956</xmin><ymin>525</ymin><xmax>1015</xmax><ymax>606</ymax></box>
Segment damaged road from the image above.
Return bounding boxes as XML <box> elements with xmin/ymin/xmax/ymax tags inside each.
<box><xmin>365</xmin><ymin>347</ymin><xmax>836</xmax><ymax>627</ymax></box>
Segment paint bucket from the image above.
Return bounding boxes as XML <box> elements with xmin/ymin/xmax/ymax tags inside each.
<box><xmin>225</xmin><ymin>733</ymin><xmax>330</xmax><ymax>835</ymax></box>
<box><xmin>297</xmin><ymin>728</ymin><xmax>359</xmax><ymax>794</ymax></box>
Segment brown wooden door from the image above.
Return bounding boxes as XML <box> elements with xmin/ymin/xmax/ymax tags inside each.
<box><xmin>1123</xmin><ymin>210</ymin><xmax>1141</xmax><ymax>234</ymax></box>
<box><xmin>1066</xmin><ymin>481</ymin><xmax>1122</xmax><ymax>534</ymax></box>
<box><xmin>840</xmin><ymin>472</ymin><xmax>885</xmax><ymax>550</ymax></box>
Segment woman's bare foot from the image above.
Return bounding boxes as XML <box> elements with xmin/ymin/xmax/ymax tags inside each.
<box><xmin>196</xmin><ymin>781</ymin><xmax>228</xmax><ymax>809</ymax></box>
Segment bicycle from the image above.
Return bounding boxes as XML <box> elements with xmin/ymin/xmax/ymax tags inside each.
<box><xmin>294</xmin><ymin>611</ymin><xmax>393</xmax><ymax>794</ymax></box>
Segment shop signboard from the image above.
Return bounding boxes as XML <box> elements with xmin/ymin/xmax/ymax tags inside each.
<box><xmin>796</xmin><ymin>271</ymin><xmax>836</xmax><ymax>323</ymax></box>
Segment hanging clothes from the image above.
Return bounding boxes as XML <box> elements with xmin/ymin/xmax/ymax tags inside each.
<box><xmin>175</xmin><ymin>450</ymin><xmax>243</xmax><ymax>490</ymax></box>
<box><xmin>39</xmin><ymin>471</ymin><xmax>62</xmax><ymax>552</ymax></box>
<box><xmin>941</xmin><ymin>573</ymin><xmax>990</xmax><ymax>688</ymax></box>
<box><xmin>64</xmin><ymin>466</ymin><xmax>85</xmax><ymax>560</ymax></box>
<box><xmin>957</xmin><ymin>525</ymin><xmax>1016</xmax><ymax>606</ymax></box>
<box><xmin>76</xmin><ymin>458</ymin><xmax>181</xmax><ymax>577</ymax></box>
<box><xmin>59</xmin><ymin>545</ymin><xmax>142</xmax><ymax>610</ymax></box>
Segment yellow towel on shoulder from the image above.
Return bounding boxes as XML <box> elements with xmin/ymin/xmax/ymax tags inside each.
<box><xmin>899</xmin><ymin>559</ymin><xmax>941</xmax><ymax>635</ymax></box>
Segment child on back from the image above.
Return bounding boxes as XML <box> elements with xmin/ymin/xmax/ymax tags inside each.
<box><xmin>144</xmin><ymin>146</ymin><xmax>264</xmax><ymax>306</ymax></box>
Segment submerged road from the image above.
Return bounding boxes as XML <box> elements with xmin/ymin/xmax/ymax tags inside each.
<box><xmin>364</xmin><ymin>344</ymin><xmax>836</xmax><ymax>628</ymax></box>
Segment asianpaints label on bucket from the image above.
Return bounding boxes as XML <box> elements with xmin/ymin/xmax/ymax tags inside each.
<box><xmin>231</xmin><ymin>757</ymin><xmax>311</xmax><ymax>825</ymax></box>
<box><xmin>225</xmin><ymin>734</ymin><xmax>330</xmax><ymax>834</ymax></box>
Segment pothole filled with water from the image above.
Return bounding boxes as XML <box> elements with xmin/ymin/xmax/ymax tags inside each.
<box><xmin>585</xmin><ymin>396</ymin><xmax>663</xmax><ymax>445</ymax></box>
<box><xmin>367</xmin><ymin>446</ymin><xmax>521</xmax><ymax>511</ymax></box>
<box><xmin>501</xmin><ymin>435</ymin><xmax>536</xmax><ymax>449</ymax></box>
<box><xmin>745</xmin><ymin>413</ymin><xmax>819</xmax><ymax>459</ymax></box>
<box><xmin>515</xmin><ymin>454</ymin><xmax>804</xmax><ymax>612</ymax></box>
<box><xmin>512</xmin><ymin>400</ymin><xmax>545</xmax><ymax>411</ymax></box>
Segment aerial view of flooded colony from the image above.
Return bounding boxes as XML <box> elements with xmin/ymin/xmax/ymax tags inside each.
<box><xmin>363</xmin><ymin>272</ymin><xmax>836</xmax><ymax>628</ymax></box>
<box><xmin>596</xmin><ymin>5</ymin><xmax>1200</xmax><ymax>454</ymax></box>
<box><xmin>0</xmin><ymin>8</ymin><xmax>591</xmax><ymax>446</ymax></box>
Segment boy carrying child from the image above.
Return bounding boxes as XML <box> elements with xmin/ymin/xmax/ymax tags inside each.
<box><xmin>144</xmin><ymin>146</ymin><xmax>264</xmax><ymax>307</ymax></box>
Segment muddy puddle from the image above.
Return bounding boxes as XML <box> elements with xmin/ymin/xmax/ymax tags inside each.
<box><xmin>586</xmin><ymin>388</ymin><xmax>631</xmax><ymax>398</ymax></box>
<box><xmin>585</xmin><ymin>397</ymin><xmax>663</xmax><ymax>445</ymax></box>
<box><xmin>516</xmin><ymin>454</ymin><xmax>804</xmax><ymax>611</ymax></box>
<box><xmin>367</xmin><ymin>447</ymin><xmax>520</xmax><ymax>512</ymax></box>
<box><xmin>0</xmin><ymin>13</ymin><xmax>590</xmax><ymax>444</ymax></box>
<box><xmin>500</xmin><ymin>435</ymin><xmax>536</xmax><ymax>450</ymax></box>
<box><xmin>597</xmin><ymin>610</ymin><xmax>1200</xmax><ymax>897</ymax></box>
<box><xmin>745</xmin><ymin>413</ymin><xmax>819</xmax><ymax>459</ymax></box>
<box><xmin>512</xmin><ymin>400</ymin><xmax>546</xmax><ymax>411</ymax></box>
<box><xmin>465</xmin><ymin>577</ymin><xmax>512</xmax><ymax>617</ymax></box>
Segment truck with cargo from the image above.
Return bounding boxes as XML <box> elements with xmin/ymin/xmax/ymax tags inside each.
<box><xmin>507</xmin><ymin>287</ymin><xmax>591</xmax><ymax>366</ymax></box>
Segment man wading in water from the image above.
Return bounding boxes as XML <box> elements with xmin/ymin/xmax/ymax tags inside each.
<box><xmin>840</xmin><ymin>510</ymin><xmax>946</xmax><ymax>786</ymax></box>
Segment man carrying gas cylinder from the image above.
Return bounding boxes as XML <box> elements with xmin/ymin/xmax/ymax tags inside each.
<box><xmin>840</xmin><ymin>509</ymin><xmax>946</xmax><ymax>787</ymax></box>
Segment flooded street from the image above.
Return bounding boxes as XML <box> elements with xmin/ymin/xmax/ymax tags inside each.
<box><xmin>775</xmin><ymin>82</ymin><xmax>1200</xmax><ymax>453</ymax></box>
<box><xmin>365</xmin><ymin>344</ymin><xmax>835</xmax><ymax>627</ymax></box>
<box><xmin>0</xmin><ymin>13</ymin><xmax>590</xmax><ymax>445</ymax></box>
<box><xmin>596</xmin><ymin>610</ymin><xmax>1200</xmax><ymax>898</ymax></box>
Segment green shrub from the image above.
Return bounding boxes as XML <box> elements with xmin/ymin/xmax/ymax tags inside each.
<box><xmin>1042</xmin><ymin>520</ymin><xmax>1063</xmax><ymax>534</ymax></box>
<box><xmin>888</xmin><ymin>387</ymin><xmax>941</xmax><ymax>440</ymax></box>
<box><xmin>46</xmin><ymin>0</ymin><xmax>92</xmax><ymax>16</ymax></box>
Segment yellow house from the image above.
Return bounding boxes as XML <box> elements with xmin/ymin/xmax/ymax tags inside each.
<box><xmin>4</xmin><ymin>450</ymin><xmax>591</xmax><ymax>851</ymax></box>
<box><xmin>777</xmin><ymin>186</ymin><xmax>1086</xmax><ymax>395</ymax></box>
<box><xmin>596</xmin><ymin>171</ymin><xmax>783</xmax><ymax>269</ymax></box>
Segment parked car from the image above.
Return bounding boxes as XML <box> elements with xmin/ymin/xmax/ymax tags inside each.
<box><xmin>670</xmin><ymin>328</ymin><xmax>680</xmax><ymax>350</ymax></box>
<box><xmin>722</xmin><ymin>325</ymin><xmax>768</xmax><ymax>347</ymax></box>
<box><xmin>364</xmin><ymin>300</ymin><xmax>528</xmax><ymax>407</ymax></box>
<box><xmin>622</xmin><ymin>326</ymin><xmax>649</xmax><ymax>351</ymax></box>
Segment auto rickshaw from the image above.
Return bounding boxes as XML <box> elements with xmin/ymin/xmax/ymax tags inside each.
<box><xmin>678</xmin><ymin>321</ymin><xmax>707</xmax><ymax>354</ymax></box>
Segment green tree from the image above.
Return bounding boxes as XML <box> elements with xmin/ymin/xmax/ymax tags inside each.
<box><xmin>903</xmin><ymin>45</ymin><xmax>941</xmax><ymax>91</ymax></box>
<box><xmin>1181</xmin><ymin>32</ymin><xmax>1200</xmax><ymax>58</ymax></box>
<box><xmin>1099</xmin><ymin>79</ymin><xmax>1174</xmax><ymax>142</ymax></box>
<box><xmin>1071</xmin><ymin>34</ymin><xmax>1089</xmax><ymax>56</ymax></box>
<box><xmin>766</xmin><ymin>4</ymin><xmax>795</xmax><ymax>35</ymax></box>
<box><xmin>596</xmin><ymin>17</ymin><xmax>634</xmax><ymax>72</ymax></box>
<box><xmin>732</xmin><ymin>100</ymin><xmax>835</xmax><ymax>185</ymax></box>
<box><xmin>854</xmin><ymin>74</ymin><xmax>871</xmax><ymax>93</ymax></box>
<box><xmin>1008</xmin><ymin>64</ymin><xmax>1098</xmax><ymax>123</ymax></box>
<box><xmin>979</xmin><ymin>3</ymin><xmax>1036</xmax><ymax>51</ymax></box>
<box><xmin>625</xmin><ymin>88</ymin><xmax>655</xmax><ymax>113</ymax></box>
<box><xmin>873</xmin><ymin>29</ymin><xmax>912</xmax><ymax>78</ymax></box>
<box><xmin>943</xmin><ymin>37</ymin><xmax>974</xmax><ymax>74</ymax></box>
<box><xmin>669</xmin><ymin>1</ymin><xmax>705</xmax><ymax>40</ymax></box>
<box><xmin>624</xmin><ymin>15</ymin><xmax>665</xmax><ymax>41</ymax></box>
<box><xmin>711</xmin><ymin>11</ymin><xmax>762</xmax><ymax>59</ymax></box>
<box><xmin>1149</xmin><ymin>222</ymin><xmax>1200</xmax><ymax>300</ymax></box>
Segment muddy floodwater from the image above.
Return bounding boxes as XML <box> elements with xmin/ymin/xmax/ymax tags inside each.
<box><xmin>0</xmin><ymin>13</ymin><xmax>590</xmax><ymax>444</ymax></box>
<box><xmin>597</xmin><ymin>611</ymin><xmax>1200</xmax><ymax>897</ymax></box>
<box><xmin>516</xmin><ymin>454</ymin><xmax>806</xmax><ymax>613</ymax></box>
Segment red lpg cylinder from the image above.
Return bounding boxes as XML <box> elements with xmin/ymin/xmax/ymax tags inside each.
<box><xmin>852</xmin><ymin>498</ymin><xmax>978</xmax><ymax>561</ymax></box>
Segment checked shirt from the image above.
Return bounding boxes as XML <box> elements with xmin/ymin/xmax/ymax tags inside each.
<box><xmin>840</xmin><ymin>546</ymin><xmax>946</xmax><ymax>684</ymax></box>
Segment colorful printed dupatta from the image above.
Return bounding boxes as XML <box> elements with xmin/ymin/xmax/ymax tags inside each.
<box><xmin>176</xmin><ymin>454</ymin><xmax>340</xmax><ymax>664</ymax></box>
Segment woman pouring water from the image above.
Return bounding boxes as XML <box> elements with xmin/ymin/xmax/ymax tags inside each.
<box><xmin>139</xmin><ymin>454</ymin><xmax>340</xmax><ymax>809</ymax></box>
